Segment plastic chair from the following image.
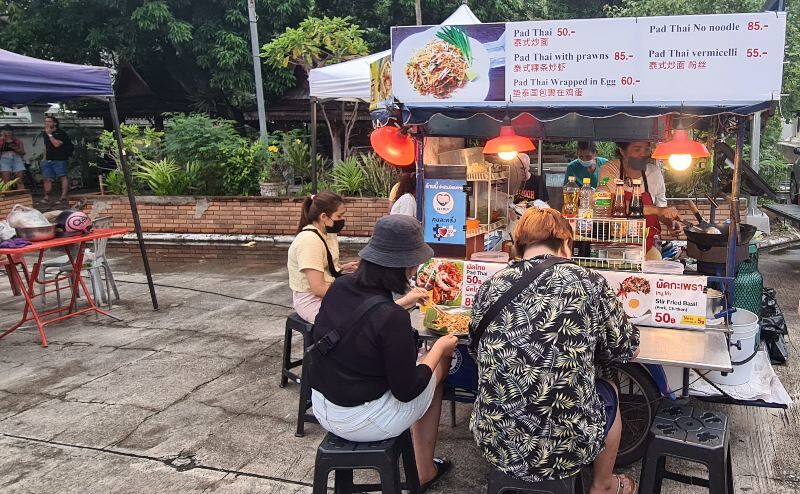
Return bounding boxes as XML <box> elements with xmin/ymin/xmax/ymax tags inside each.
<box><xmin>280</xmin><ymin>312</ymin><xmax>318</xmax><ymax>437</ymax></box>
<box><xmin>37</xmin><ymin>216</ymin><xmax>120</xmax><ymax>309</ymax></box>
<box><xmin>487</xmin><ymin>468</ymin><xmax>584</xmax><ymax>494</ymax></box>
<box><xmin>1</xmin><ymin>254</ymin><xmax>29</xmax><ymax>296</ymax></box>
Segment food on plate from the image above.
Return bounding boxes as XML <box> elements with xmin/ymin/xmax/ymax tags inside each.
<box><xmin>378</xmin><ymin>59</ymin><xmax>392</xmax><ymax>101</ymax></box>
<box><xmin>432</xmin><ymin>311</ymin><xmax>470</xmax><ymax>335</ymax></box>
<box><xmin>405</xmin><ymin>40</ymin><xmax>469</xmax><ymax>99</ymax></box>
<box><xmin>616</xmin><ymin>276</ymin><xmax>651</xmax><ymax>298</ymax></box>
<box><xmin>417</xmin><ymin>259</ymin><xmax>462</xmax><ymax>305</ymax></box>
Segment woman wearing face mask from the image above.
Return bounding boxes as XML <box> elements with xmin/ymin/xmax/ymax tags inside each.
<box><xmin>309</xmin><ymin>215</ymin><xmax>458</xmax><ymax>490</ymax></box>
<box><xmin>564</xmin><ymin>141</ymin><xmax>608</xmax><ymax>188</ymax></box>
<box><xmin>287</xmin><ymin>192</ymin><xmax>359</xmax><ymax>323</ymax></box>
<box><xmin>599</xmin><ymin>141</ymin><xmax>682</xmax><ymax>255</ymax></box>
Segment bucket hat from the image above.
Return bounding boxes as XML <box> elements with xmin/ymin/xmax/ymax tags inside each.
<box><xmin>359</xmin><ymin>215</ymin><xmax>433</xmax><ymax>268</ymax></box>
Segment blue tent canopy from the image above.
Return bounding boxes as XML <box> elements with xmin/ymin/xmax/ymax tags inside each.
<box><xmin>0</xmin><ymin>49</ymin><xmax>113</xmax><ymax>105</ymax></box>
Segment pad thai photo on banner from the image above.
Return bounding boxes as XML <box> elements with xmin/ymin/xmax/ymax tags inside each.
<box><xmin>391</xmin><ymin>23</ymin><xmax>506</xmax><ymax>103</ymax></box>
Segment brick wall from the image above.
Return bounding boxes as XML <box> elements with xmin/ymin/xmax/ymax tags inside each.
<box><xmin>72</xmin><ymin>195</ymin><xmax>391</xmax><ymax>237</ymax></box>
<box><xmin>0</xmin><ymin>190</ymin><xmax>33</xmax><ymax>218</ymax></box>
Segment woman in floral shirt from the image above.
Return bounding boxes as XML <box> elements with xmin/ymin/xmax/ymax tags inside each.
<box><xmin>469</xmin><ymin>208</ymin><xmax>640</xmax><ymax>494</ymax></box>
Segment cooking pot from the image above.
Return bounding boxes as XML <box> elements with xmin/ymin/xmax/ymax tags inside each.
<box><xmin>706</xmin><ymin>288</ymin><xmax>725</xmax><ymax>322</ymax></box>
<box><xmin>685</xmin><ymin>223</ymin><xmax>757</xmax><ymax>250</ymax></box>
<box><xmin>14</xmin><ymin>224</ymin><xmax>56</xmax><ymax>242</ymax></box>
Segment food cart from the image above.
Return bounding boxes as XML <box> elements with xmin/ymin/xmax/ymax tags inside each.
<box><xmin>369</xmin><ymin>10</ymin><xmax>790</xmax><ymax>463</ymax></box>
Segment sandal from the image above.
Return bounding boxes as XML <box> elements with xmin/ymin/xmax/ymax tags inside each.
<box><xmin>612</xmin><ymin>473</ymin><xmax>638</xmax><ymax>494</ymax></box>
<box><xmin>420</xmin><ymin>457</ymin><xmax>453</xmax><ymax>493</ymax></box>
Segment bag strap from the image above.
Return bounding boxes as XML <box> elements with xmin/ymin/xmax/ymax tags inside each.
<box><xmin>306</xmin><ymin>294</ymin><xmax>389</xmax><ymax>358</ymax></box>
<box><xmin>469</xmin><ymin>257</ymin><xmax>570</xmax><ymax>353</ymax></box>
<box><xmin>302</xmin><ymin>228</ymin><xmax>342</xmax><ymax>278</ymax></box>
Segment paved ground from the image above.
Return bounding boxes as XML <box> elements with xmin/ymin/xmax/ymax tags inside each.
<box><xmin>0</xmin><ymin>241</ymin><xmax>799</xmax><ymax>493</ymax></box>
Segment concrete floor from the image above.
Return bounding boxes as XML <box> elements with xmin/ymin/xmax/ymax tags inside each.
<box><xmin>0</xmin><ymin>242</ymin><xmax>798</xmax><ymax>493</ymax></box>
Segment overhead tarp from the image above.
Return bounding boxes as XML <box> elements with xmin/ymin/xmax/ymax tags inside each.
<box><xmin>308</xmin><ymin>4</ymin><xmax>481</xmax><ymax>102</ymax></box>
<box><xmin>0</xmin><ymin>49</ymin><xmax>113</xmax><ymax>105</ymax></box>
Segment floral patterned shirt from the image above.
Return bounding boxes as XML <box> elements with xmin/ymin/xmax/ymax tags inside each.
<box><xmin>468</xmin><ymin>256</ymin><xmax>640</xmax><ymax>482</ymax></box>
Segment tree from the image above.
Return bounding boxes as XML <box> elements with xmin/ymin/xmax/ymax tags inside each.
<box><xmin>261</xmin><ymin>16</ymin><xmax>369</xmax><ymax>162</ymax></box>
<box><xmin>0</xmin><ymin>0</ymin><xmax>309</xmax><ymax>122</ymax></box>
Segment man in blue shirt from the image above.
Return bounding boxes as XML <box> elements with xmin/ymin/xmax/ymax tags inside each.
<box><xmin>563</xmin><ymin>141</ymin><xmax>608</xmax><ymax>187</ymax></box>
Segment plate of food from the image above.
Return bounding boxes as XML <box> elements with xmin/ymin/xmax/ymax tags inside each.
<box><xmin>424</xmin><ymin>307</ymin><xmax>471</xmax><ymax>337</ymax></box>
<box><xmin>417</xmin><ymin>259</ymin><xmax>463</xmax><ymax>306</ymax></box>
<box><xmin>393</xmin><ymin>26</ymin><xmax>491</xmax><ymax>102</ymax></box>
<box><xmin>615</xmin><ymin>275</ymin><xmax>651</xmax><ymax>319</ymax></box>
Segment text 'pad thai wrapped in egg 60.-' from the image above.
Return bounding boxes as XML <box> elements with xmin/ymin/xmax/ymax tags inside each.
<box><xmin>405</xmin><ymin>40</ymin><xmax>469</xmax><ymax>99</ymax></box>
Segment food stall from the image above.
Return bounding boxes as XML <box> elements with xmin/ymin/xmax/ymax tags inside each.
<box><xmin>369</xmin><ymin>10</ymin><xmax>791</xmax><ymax>463</ymax></box>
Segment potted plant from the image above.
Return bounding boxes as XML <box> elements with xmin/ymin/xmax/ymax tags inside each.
<box><xmin>259</xmin><ymin>145</ymin><xmax>284</xmax><ymax>197</ymax></box>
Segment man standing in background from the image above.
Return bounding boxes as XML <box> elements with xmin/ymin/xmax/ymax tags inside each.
<box><xmin>41</xmin><ymin>115</ymin><xmax>72</xmax><ymax>206</ymax></box>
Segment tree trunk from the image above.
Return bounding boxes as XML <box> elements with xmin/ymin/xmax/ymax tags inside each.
<box><xmin>321</xmin><ymin>102</ymin><xmax>345</xmax><ymax>163</ymax></box>
<box><xmin>342</xmin><ymin>101</ymin><xmax>359</xmax><ymax>160</ymax></box>
<box><xmin>415</xmin><ymin>0</ymin><xmax>422</xmax><ymax>25</ymax></box>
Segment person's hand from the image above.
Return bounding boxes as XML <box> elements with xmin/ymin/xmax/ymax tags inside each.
<box><xmin>432</xmin><ymin>334</ymin><xmax>458</xmax><ymax>357</ymax></box>
<box><xmin>340</xmin><ymin>260</ymin><xmax>359</xmax><ymax>273</ymax></box>
<box><xmin>658</xmin><ymin>206</ymin><xmax>683</xmax><ymax>233</ymax></box>
<box><xmin>397</xmin><ymin>287</ymin><xmax>429</xmax><ymax>309</ymax></box>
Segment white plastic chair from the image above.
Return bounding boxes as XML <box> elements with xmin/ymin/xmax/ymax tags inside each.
<box><xmin>37</xmin><ymin>216</ymin><xmax>120</xmax><ymax>309</ymax></box>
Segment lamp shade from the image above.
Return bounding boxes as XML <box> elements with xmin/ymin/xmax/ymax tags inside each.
<box><xmin>483</xmin><ymin>125</ymin><xmax>536</xmax><ymax>158</ymax></box>
<box><xmin>652</xmin><ymin>129</ymin><xmax>710</xmax><ymax>161</ymax></box>
<box><xmin>370</xmin><ymin>126</ymin><xmax>415</xmax><ymax>166</ymax></box>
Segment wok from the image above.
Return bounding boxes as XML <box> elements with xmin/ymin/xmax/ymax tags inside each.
<box><xmin>685</xmin><ymin>222</ymin><xmax>757</xmax><ymax>250</ymax></box>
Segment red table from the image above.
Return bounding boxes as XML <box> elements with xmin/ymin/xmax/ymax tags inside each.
<box><xmin>0</xmin><ymin>228</ymin><xmax>128</xmax><ymax>347</ymax></box>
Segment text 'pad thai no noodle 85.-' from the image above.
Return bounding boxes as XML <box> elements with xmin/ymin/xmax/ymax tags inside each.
<box><xmin>405</xmin><ymin>40</ymin><xmax>468</xmax><ymax>99</ymax></box>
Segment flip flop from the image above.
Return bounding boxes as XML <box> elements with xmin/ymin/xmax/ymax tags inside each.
<box><xmin>613</xmin><ymin>473</ymin><xmax>638</xmax><ymax>494</ymax></box>
<box><xmin>420</xmin><ymin>457</ymin><xmax>453</xmax><ymax>493</ymax></box>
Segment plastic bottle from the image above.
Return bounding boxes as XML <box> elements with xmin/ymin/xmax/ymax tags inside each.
<box><xmin>593</xmin><ymin>178</ymin><xmax>613</xmax><ymax>219</ymax></box>
<box><xmin>611</xmin><ymin>179</ymin><xmax>628</xmax><ymax>238</ymax></box>
<box><xmin>562</xmin><ymin>176</ymin><xmax>580</xmax><ymax>218</ymax></box>
<box><xmin>577</xmin><ymin>177</ymin><xmax>594</xmax><ymax>235</ymax></box>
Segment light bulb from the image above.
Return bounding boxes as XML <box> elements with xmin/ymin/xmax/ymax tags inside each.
<box><xmin>498</xmin><ymin>151</ymin><xmax>518</xmax><ymax>161</ymax></box>
<box><xmin>668</xmin><ymin>154</ymin><xmax>693</xmax><ymax>171</ymax></box>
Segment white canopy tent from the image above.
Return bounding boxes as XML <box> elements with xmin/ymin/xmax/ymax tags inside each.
<box><xmin>307</xmin><ymin>5</ymin><xmax>481</xmax><ymax>191</ymax></box>
<box><xmin>308</xmin><ymin>4</ymin><xmax>481</xmax><ymax>102</ymax></box>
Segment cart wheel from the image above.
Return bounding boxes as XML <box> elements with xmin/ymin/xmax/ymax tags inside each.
<box><xmin>614</xmin><ymin>363</ymin><xmax>661</xmax><ymax>467</ymax></box>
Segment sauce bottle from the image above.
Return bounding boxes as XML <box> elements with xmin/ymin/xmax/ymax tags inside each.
<box><xmin>628</xmin><ymin>178</ymin><xmax>645</xmax><ymax>238</ymax></box>
<box><xmin>611</xmin><ymin>179</ymin><xmax>628</xmax><ymax>238</ymax></box>
<box><xmin>562</xmin><ymin>176</ymin><xmax>580</xmax><ymax>218</ymax></box>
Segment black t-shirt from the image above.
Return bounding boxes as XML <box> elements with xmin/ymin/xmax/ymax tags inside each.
<box><xmin>521</xmin><ymin>174</ymin><xmax>550</xmax><ymax>202</ymax></box>
<box><xmin>309</xmin><ymin>275</ymin><xmax>433</xmax><ymax>407</ymax></box>
<box><xmin>44</xmin><ymin>129</ymin><xmax>70</xmax><ymax>161</ymax></box>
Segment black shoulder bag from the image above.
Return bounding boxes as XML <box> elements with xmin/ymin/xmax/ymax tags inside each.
<box><xmin>305</xmin><ymin>295</ymin><xmax>390</xmax><ymax>359</ymax></box>
<box><xmin>469</xmin><ymin>257</ymin><xmax>570</xmax><ymax>354</ymax></box>
<box><xmin>302</xmin><ymin>228</ymin><xmax>343</xmax><ymax>278</ymax></box>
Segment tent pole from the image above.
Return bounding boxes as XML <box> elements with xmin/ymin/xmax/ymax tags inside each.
<box><xmin>108</xmin><ymin>97</ymin><xmax>159</xmax><ymax>310</ymax></box>
<box><xmin>415</xmin><ymin>132</ymin><xmax>424</xmax><ymax>222</ymax></box>
<box><xmin>311</xmin><ymin>97</ymin><xmax>318</xmax><ymax>194</ymax></box>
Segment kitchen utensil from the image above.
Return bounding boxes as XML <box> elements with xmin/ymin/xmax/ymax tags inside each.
<box><xmin>687</xmin><ymin>200</ymin><xmax>722</xmax><ymax>234</ymax></box>
<box><xmin>706</xmin><ymin>288</ymin><xmax>725</xmax><ymax>321</ymax></box>
<box><xmin>684</xmin><ymin>223</ymin><xmax>757</xmax><ymax>250</ymax></box>
<box><xmin>14</xmin><ymin>224</ymin><xmax>56</xmax><ymax>242</ymax></box>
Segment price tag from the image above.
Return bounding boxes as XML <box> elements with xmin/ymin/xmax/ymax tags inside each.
<box><xmin>461</xmin><ymin>261</ymin><xmax>505</xmax><ymax>309</ymax></box>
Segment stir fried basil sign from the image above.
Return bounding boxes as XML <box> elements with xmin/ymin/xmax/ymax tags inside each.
<box><xmin>391</xmin><ymin>12</ymin><xmax>786</xmax><ymax>105</ymax></box>
<box><xmin>424</xmin><ymin>179</ymin><xmax>466</xmax><ymax>245</ymax></box>
<box><xmin>600</xmin><ymin>271</ymin><xmax>708</xmax><ymax>330</ymax></box>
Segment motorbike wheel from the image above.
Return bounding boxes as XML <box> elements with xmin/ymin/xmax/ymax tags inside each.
<box><xmin>614</xmin><ymin>363</ymin><xmax>662</xmax><ymax>466</ymax></box>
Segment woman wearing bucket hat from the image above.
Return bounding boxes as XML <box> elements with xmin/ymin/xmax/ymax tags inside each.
<box><xmin>309</xmin><ymin>214</ymin><xmax>458</xmax><ymax>491</ymax></box>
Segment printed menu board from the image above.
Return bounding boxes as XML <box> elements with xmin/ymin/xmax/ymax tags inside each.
<box><xmin>600</xmin><ymin>271</ymin><xmax>708</xmax><ymax>330</ymax></box>
<box><xmin>423</xmin><ymin>179</ymin><xmax>467</xmax><ymax>245</ymax></box>
<box><xmin>417</xmin><ymin>258</ymin><xmax>505</xmax><ymax>308</ymax></box>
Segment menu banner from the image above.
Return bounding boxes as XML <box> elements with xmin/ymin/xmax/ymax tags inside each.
<box><xmin>599</xmin><ymin>271</ymin><xmax>708</xmax><ymax>330</ymax></box>
<box><xmin>390</xmin><ymin>12</ymin><xmax>786</xmax><ymax>105</ymax></box>
<box><xmin>416</xmin><ymin>258</ymin><xmax>505</xmax><ymax>308</ymax></box>
<box><xmin>369</xmin><ymin>55</ymin><xmax>392</xmax><ymax>111</ymax></box>
<box><xmin>423</xmin><ymin>179</ymin><xmax>467</xmax><ymax>245</ymax></box>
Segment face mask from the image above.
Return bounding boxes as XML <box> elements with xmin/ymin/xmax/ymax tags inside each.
<box><xmin>628</xmin><ymin>157</ymin><xmax>651</xmax><ymax>171</ymax></box>
<box><xmin>578</xmin><ymin>159</ymin><xmax>595</xmax><ymax>168</ymax></box>
<box><xmin>327</xmin><ymin>219</ymin><xmax>345</xmax><ymax>234</ymax></box>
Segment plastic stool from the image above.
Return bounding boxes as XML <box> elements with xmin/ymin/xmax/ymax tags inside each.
<box><xmin>280</xmin><ymin>313</ymin><xmax>317</xmax><ymax>437</ymax></box>
<box><xmin>639</xmin><ymin>405</ymin><xmax>732</xmax><ymax>494</ymax></box>
<box><xmin>312</xmin><ymin>430</ymin><xmax>420</xmax><ymax>494</ymax></box>
<box><xmin>487</xmin><ymin>467</ymin><xmax>584</xmax><ymax>494</ymax></box>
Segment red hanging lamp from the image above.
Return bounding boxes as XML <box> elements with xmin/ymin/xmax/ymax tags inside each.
<box><xmin>483</xmin><ymin>117</ymin><xmax>535</xmax><ymax>161</ymax></box>
<box><xmin>370</xmin><ymin>125</ymin><xmax>415</xmax><ymax>167</ymax></box>
<box><xmin>652</xmin><ymin>118</ymin><xmax>709</xmax><ymax>171</ymax></box>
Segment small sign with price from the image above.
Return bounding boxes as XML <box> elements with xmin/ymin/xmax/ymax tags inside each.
<box><xmin>599</xmin><ymin>271</ymin><xmax>708</xmax><ymax>330</ymax></box>
<box><xmin>461</xmin><ymin>261</ymin><xmax>505</xmax><ymax>308</ymax></box>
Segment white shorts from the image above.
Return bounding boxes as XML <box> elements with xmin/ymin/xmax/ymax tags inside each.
<box><xmin>312</xmin><ymin>374</ymin><xmax>437</xmax><ymax>442</ymax></box>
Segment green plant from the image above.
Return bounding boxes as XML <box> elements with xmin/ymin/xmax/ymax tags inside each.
<box><xmin>103</xmin><ymin>170</ymin><xmax>128</xmax><ymax>195</ymax></box>
<box><xmin>0</xmin><ymin>179</ymin><xmax>19</xmax><ymax>193</ymax></box>
<box><xmin>93</xmin><ymin>124</ymin><xmax>163</xmax><ymax>169</ymax></box>
<box><xmin>134</xmin><ymin>158</ymin><xmax>201</xmax><ymax>196</ymax></box>
<box><xmin>359</xmin><ymin>153</ymin><xmax>398</xmax><ymax>197</ymax></box>
<box><xmin>224</xmin><ymin>140</ymin><xmax>273</xmax><ymax>195</ymax></box>
<box><xmin>331</xmin><ymin>157</ymin><xmax>366</xmax><ymax>196</ymax></box>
